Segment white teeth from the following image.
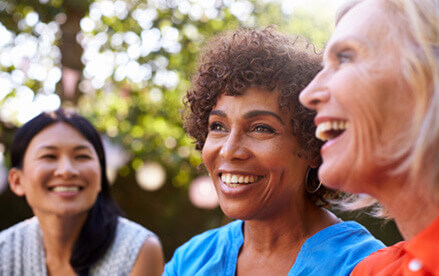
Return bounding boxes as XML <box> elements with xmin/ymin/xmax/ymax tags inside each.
<box><xmin>315</xmin><ymin>121</ymin><xmax>349</xmax><ymax>141</ymax></box>
<box><xmin>221</xmin><ymin>173</ymin><xmax>260</xmax><ymax>186</ymax></box>
<box><xmin>52</xmin><ymin>186</ymin><xmax>80</xmax><ymax>193</ymax></box>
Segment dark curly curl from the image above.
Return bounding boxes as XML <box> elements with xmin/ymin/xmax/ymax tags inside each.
<box><xmin>183</xmin><ymin>27</ymin><xmax>340</xmax><ymax>206</ymax></box>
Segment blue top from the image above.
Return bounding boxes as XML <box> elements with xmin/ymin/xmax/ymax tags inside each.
<box><xmin>164</xmin><ymin>220</ymin><xmax>385</xmax><ymax>276</ymax></box>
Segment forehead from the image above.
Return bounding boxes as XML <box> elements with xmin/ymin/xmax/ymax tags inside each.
<box><xmin>27</xmin><ymin>122</ymin><xmax>93</xmax><ymax>151</ymax></box>
<box><xmin>329</xmin><ymin>0</ymin><xmax>391</xmax><ymax>49</ymax></box>
<box><xmin>215</xmin><ymin>87</ymin><xmax>280</xmax><ymax>111</ymax></box>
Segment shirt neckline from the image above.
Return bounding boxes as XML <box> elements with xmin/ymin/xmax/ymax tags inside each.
<box><xmin>228</xmin><ymin>220</ymin><xmax>358</xmax><ymax>275</ymax></box>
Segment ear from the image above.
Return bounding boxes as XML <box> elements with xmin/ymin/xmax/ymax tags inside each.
<box><xmin>8</xmin><ymin>168</ymin><xmax>26</xmax><ymax>197</ymax></box>
<box><xmin>308</xmin><ymin>157</ymin><xmax>320</xmax><ymax>169</ymax></box>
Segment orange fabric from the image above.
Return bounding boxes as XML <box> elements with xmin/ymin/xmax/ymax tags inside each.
<box><xmin>352</xmin><ymin>216</ymin><xmax>439</xmax><ymax>276</ymax></box>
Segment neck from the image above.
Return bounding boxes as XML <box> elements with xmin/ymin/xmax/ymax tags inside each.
<box><xmin>236</xmin><ymin>194</ymin><xmax>339</xmax><ymax>275</ymax></box>
<box><xmin>373</xmin><ymin>178</ymin><xmax>439</xmax><ymax>240</ymax></box>
<box><xmin>242</xmin><ymin>197</ymin><xmax>338</xmax><ymax>253</ymax></box>
<box><xmin>35</xmin><ymin>212</ymin><xmax>88</xmax><ymax>264</ymax></box>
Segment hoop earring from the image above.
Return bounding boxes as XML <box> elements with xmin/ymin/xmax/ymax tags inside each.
<box><xmin>305</xmin><ymin>168</ymin><xmax>322</xmax><ymax>194</ymax></box>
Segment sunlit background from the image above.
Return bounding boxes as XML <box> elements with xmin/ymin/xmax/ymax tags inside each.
<box><xmin>0</xmin><ymin>0</ymin><xmax>402</xmax><ymax>259</ymax></box>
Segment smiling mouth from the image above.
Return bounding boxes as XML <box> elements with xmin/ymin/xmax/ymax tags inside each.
<box><xmin>49</xmin><ymin>186</ymin><xmax>83</xmax><ymax>192</ymax></box>
<box><xmin>220</xmin><ymin>173</ymin><xmax>263</xmax><ymax>188</ymax></box>
<box><xmin>315</xmin><ymin>120</ymin><xmax>349</xmax><ymax>141</ymax></box>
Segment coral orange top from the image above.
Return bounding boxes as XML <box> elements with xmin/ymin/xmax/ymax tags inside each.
<box><xmin>352</xmin><ymin>216</ymin><xmax>439</xmax><ymax>276</ymax></box>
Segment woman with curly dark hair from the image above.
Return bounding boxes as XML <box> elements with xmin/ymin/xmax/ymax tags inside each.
<box><xmin>164</xmin><ymin>27</ymin><xmax>384</xmax><ymax>275</ymax></box>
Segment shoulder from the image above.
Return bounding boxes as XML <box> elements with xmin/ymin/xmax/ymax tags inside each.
<box><xmin>316</xmin><ymin>220</ymin><xmax>385</xmax><ymax>247</ymax></box>
<box><xmin>291</xmin><ymin>221</ymin><xmax>385</xmax><ymax>276</ymax></box>
<box><xmin>170</xmin><ymin>219</ymin><xmax>241</xmax><ymax>257</ymax></box>
<box><xmin>0</xmin><ymin>217</ymin><xmax>42</xmax><ymax>274</ymax></box>
<box><xmin>113</xmin><ymin>217</ymin><xmax>158</xmax><ymax>253</ymax></box>
<box><xmin>130</xmin><ymin>235</ymin><xmax>164</xmax><ymax>276</ymax></box>
<box><xmin>351</xmin><ymin>242</ymin><xmax>405</xmax><ymax>275</ymax></box>
<box><xmin>316</xmin><ymin>221</ymin><xmax>385</xmax><ymax>254</ymax></box>
<box><xmin>0</xmin><ymin>217</ymin><xmax>39</xmax><ymax>244</ymax></box>
<box><xmin>164</xmin><ymin>220</ymin><xmax>243</xmax><ymax>275</ymax></box>
<box><xmin>116</xmin><ymin>217</ymin><xmax>153</xmax><ymax>235</ymax></box>
<box><xmin>91</xmin><ymin>217</ymin><xmax>159</xmax><ymax>275</ymax></box>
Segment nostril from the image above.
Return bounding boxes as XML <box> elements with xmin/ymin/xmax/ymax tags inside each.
<box><xmin>309</xmin><ymin>98</ymin><xmax>321</xmax><ymax>106</ymax></box>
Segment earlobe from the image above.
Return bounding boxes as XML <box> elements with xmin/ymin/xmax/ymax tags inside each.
<box><xmin>8</xmin><ymin>168</ymin><xmax>26</xmax><ymax>196</ymax></box>
<box><xmin>309</xmin><ymin>156</ymin><xmax>321</xmax><ymax>169</ymax></box>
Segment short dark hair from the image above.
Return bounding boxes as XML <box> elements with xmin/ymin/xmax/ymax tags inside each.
<box><xmin>10</xmin><ymin>108</ymin><xmax>122</xmax><ymax>275</ymax></box>
<box><xmin>183</xmin><ymin>27</ymin><xmax>340</xmax><ymax>206</ymax></box>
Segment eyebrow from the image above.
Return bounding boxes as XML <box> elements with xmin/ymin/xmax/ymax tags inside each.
<box><xmin>36</xmin><ymin>145</ymin><xmax>93</xmax><ymax>151</ymax></box>
<box><xmin>209</xmin><ymin>109</ymin><xmax>284</xmax><ymax>125</ymax></box>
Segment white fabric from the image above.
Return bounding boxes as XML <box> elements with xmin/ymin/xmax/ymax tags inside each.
<box><xmin>0</xmin><ymin>216</ymin><xmax>155</xmax><ymax>276</ymax></box>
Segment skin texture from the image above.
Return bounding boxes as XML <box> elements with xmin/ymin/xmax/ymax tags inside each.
<box><xmin>9</xmin><ymin>123</ymin><xmax>102</xmax><ymax>217</ymax></box>
<box><xmin>203</xmin><ymin>87</ymin><xmax>311</xmax><ymax>220</ymax></box>
<box><xmin>299</xmin><ymin>0</ymin><xmax>413</xmax><ymax>195</ymax></box>
<box><xmin>202</xmin><ymin>87</ymin><xmax>338</xmax><ymax>275</ymax></box>
<box><xmin>184</xmin><ymin>27</ymin><xmax>340</xmax><ymax>207</ymax></box>
<box><xmin>9</xmin><ymin>122</ymin><xmax>164</xmax><ymax>275</ymax></box>
<box><xmin>299</xmin><ymin>0</ymin><xmax>438</xmax><ymax>239</ymax></box>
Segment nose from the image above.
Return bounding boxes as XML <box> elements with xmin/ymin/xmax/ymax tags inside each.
<box><xmin>299</xmin><ymin>71</ymin><xmax>330</xmax><ymax>111</ymax></box>
<box><xmin>219</xmin><ymin>130</ymin><xmax>250</xmax><ymax>161</ymax></box>
<box><xmin>54</xmin><ymin>156</ymin><xmax>79</xmax><ymax>178</ymax></box>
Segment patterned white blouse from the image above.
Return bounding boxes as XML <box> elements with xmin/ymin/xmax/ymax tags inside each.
<box><xmin>0</xmin><ymin>217</ymin><xmax>156</xmax><ymax>276</ymax></box>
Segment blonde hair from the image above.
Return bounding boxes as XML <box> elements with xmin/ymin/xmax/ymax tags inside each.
<box><xmin>334</xmin><ymin>0</ymin><xmax>439</xmax><ymax>216</ymax></box>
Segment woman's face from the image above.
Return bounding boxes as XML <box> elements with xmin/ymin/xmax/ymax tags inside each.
<box><xmin>299</xmin><ymin>0</ymin><xmax>414</xmax><ymax>194</ymax></box>
<box><xmin>9</xmin><ymin>122</ymin><xmax>102</xmax><ymax>218</ymax></box>
<box><xmin>202</xmin><ymin>87</ymin><xmax>311</xmax><ymax>220</ymax></box>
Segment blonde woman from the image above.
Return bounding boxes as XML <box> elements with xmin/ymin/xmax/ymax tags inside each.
<box><xmin>300</xmin><ymin>0</ymin><xmax>439</xmax><ymax>274</ymax></box>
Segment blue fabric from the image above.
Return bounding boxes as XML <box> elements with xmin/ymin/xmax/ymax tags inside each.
<box><xmin>164</xmin><ymin>220</ymin><xmax>385</xmax><ymax>276</ymax></box>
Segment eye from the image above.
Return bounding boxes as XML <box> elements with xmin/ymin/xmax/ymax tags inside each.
<box><xmin>76</xmin><ymin>154</ymin><xmax>92</xmax><ymax>160</ymax></box>
<box><xmin>336</xmin><ymin>50</ymin><xmax>353</xmax><ymax>64</ymax></box>
<box><xmin>40</xmin><ymin>154</ymin><xmax>57</xmax><ymax>160</ymax></box>
<box><xmin>252</xmin><ymin>124</ymin><xmax>275</xmax><ymax>134</ymax></box>
<box><xmin>209</xmin><ymin>122</ymin><xmax>226</xmax><ymax>132</ymax></box>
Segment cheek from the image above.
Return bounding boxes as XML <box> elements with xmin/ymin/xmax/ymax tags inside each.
<box><xmin>262</xmin><ymin>141</ymin><xmax>303</xmax><ymax>173</ymax></box>
<box><xmin>23</xmin><ymin>164</ymin><xmax>53</xmax><ymax>188</ymax></box>
<box><xmin>81</xmin><ymin>163</ymin><xmax>102</xmax><ymax>189</ymax></box>
<box><xmin>336</xmin><ymin>68</ymin><xmax>409</xmax><ymax>184</ymax></box>
<box><xmin>201</xmin><ymin>141</ymin><xmax>216</xmax><ymax>172</ymax></box>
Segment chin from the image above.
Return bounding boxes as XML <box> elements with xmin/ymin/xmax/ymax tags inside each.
<box><xmin>219</xmin><ymin>202</ymin><xmax>254</xmax><ymax>221</ymax></box>
<box><xmin>318</xmin><ymin>162</ymin><xmax>342</xmax><ymax>189</ymax></box>
<box><xmin>319</xmin><ymin>164</ymin><xmax>352</xmax><ymax>193</ymax></box>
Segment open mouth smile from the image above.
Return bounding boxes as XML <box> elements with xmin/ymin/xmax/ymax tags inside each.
<box><xmin>315</xmin><ymin>120</ymin><xmax>349</xmax><ymax>141</ymax></box>
<box><xmin>220</xmin><ymin>173</ymin><xmax>263</xmax><ymax>188</ymax></box>
<box><xmin>48</xmin><ymin>186</ymin><xmax>83</xmax><ymax>192</ymax></box>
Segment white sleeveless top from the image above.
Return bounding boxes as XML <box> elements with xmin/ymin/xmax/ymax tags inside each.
<box><xmin>0</xmin><ymin>216</ymin><xmax>156</xmax><ymax>276</ymax></box>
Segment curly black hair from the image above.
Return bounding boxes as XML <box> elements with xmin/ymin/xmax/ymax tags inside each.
<box><xmin>183</xmin><ymin>27</ymin><xmax>340</xmax><ymax>206</ymax></box>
